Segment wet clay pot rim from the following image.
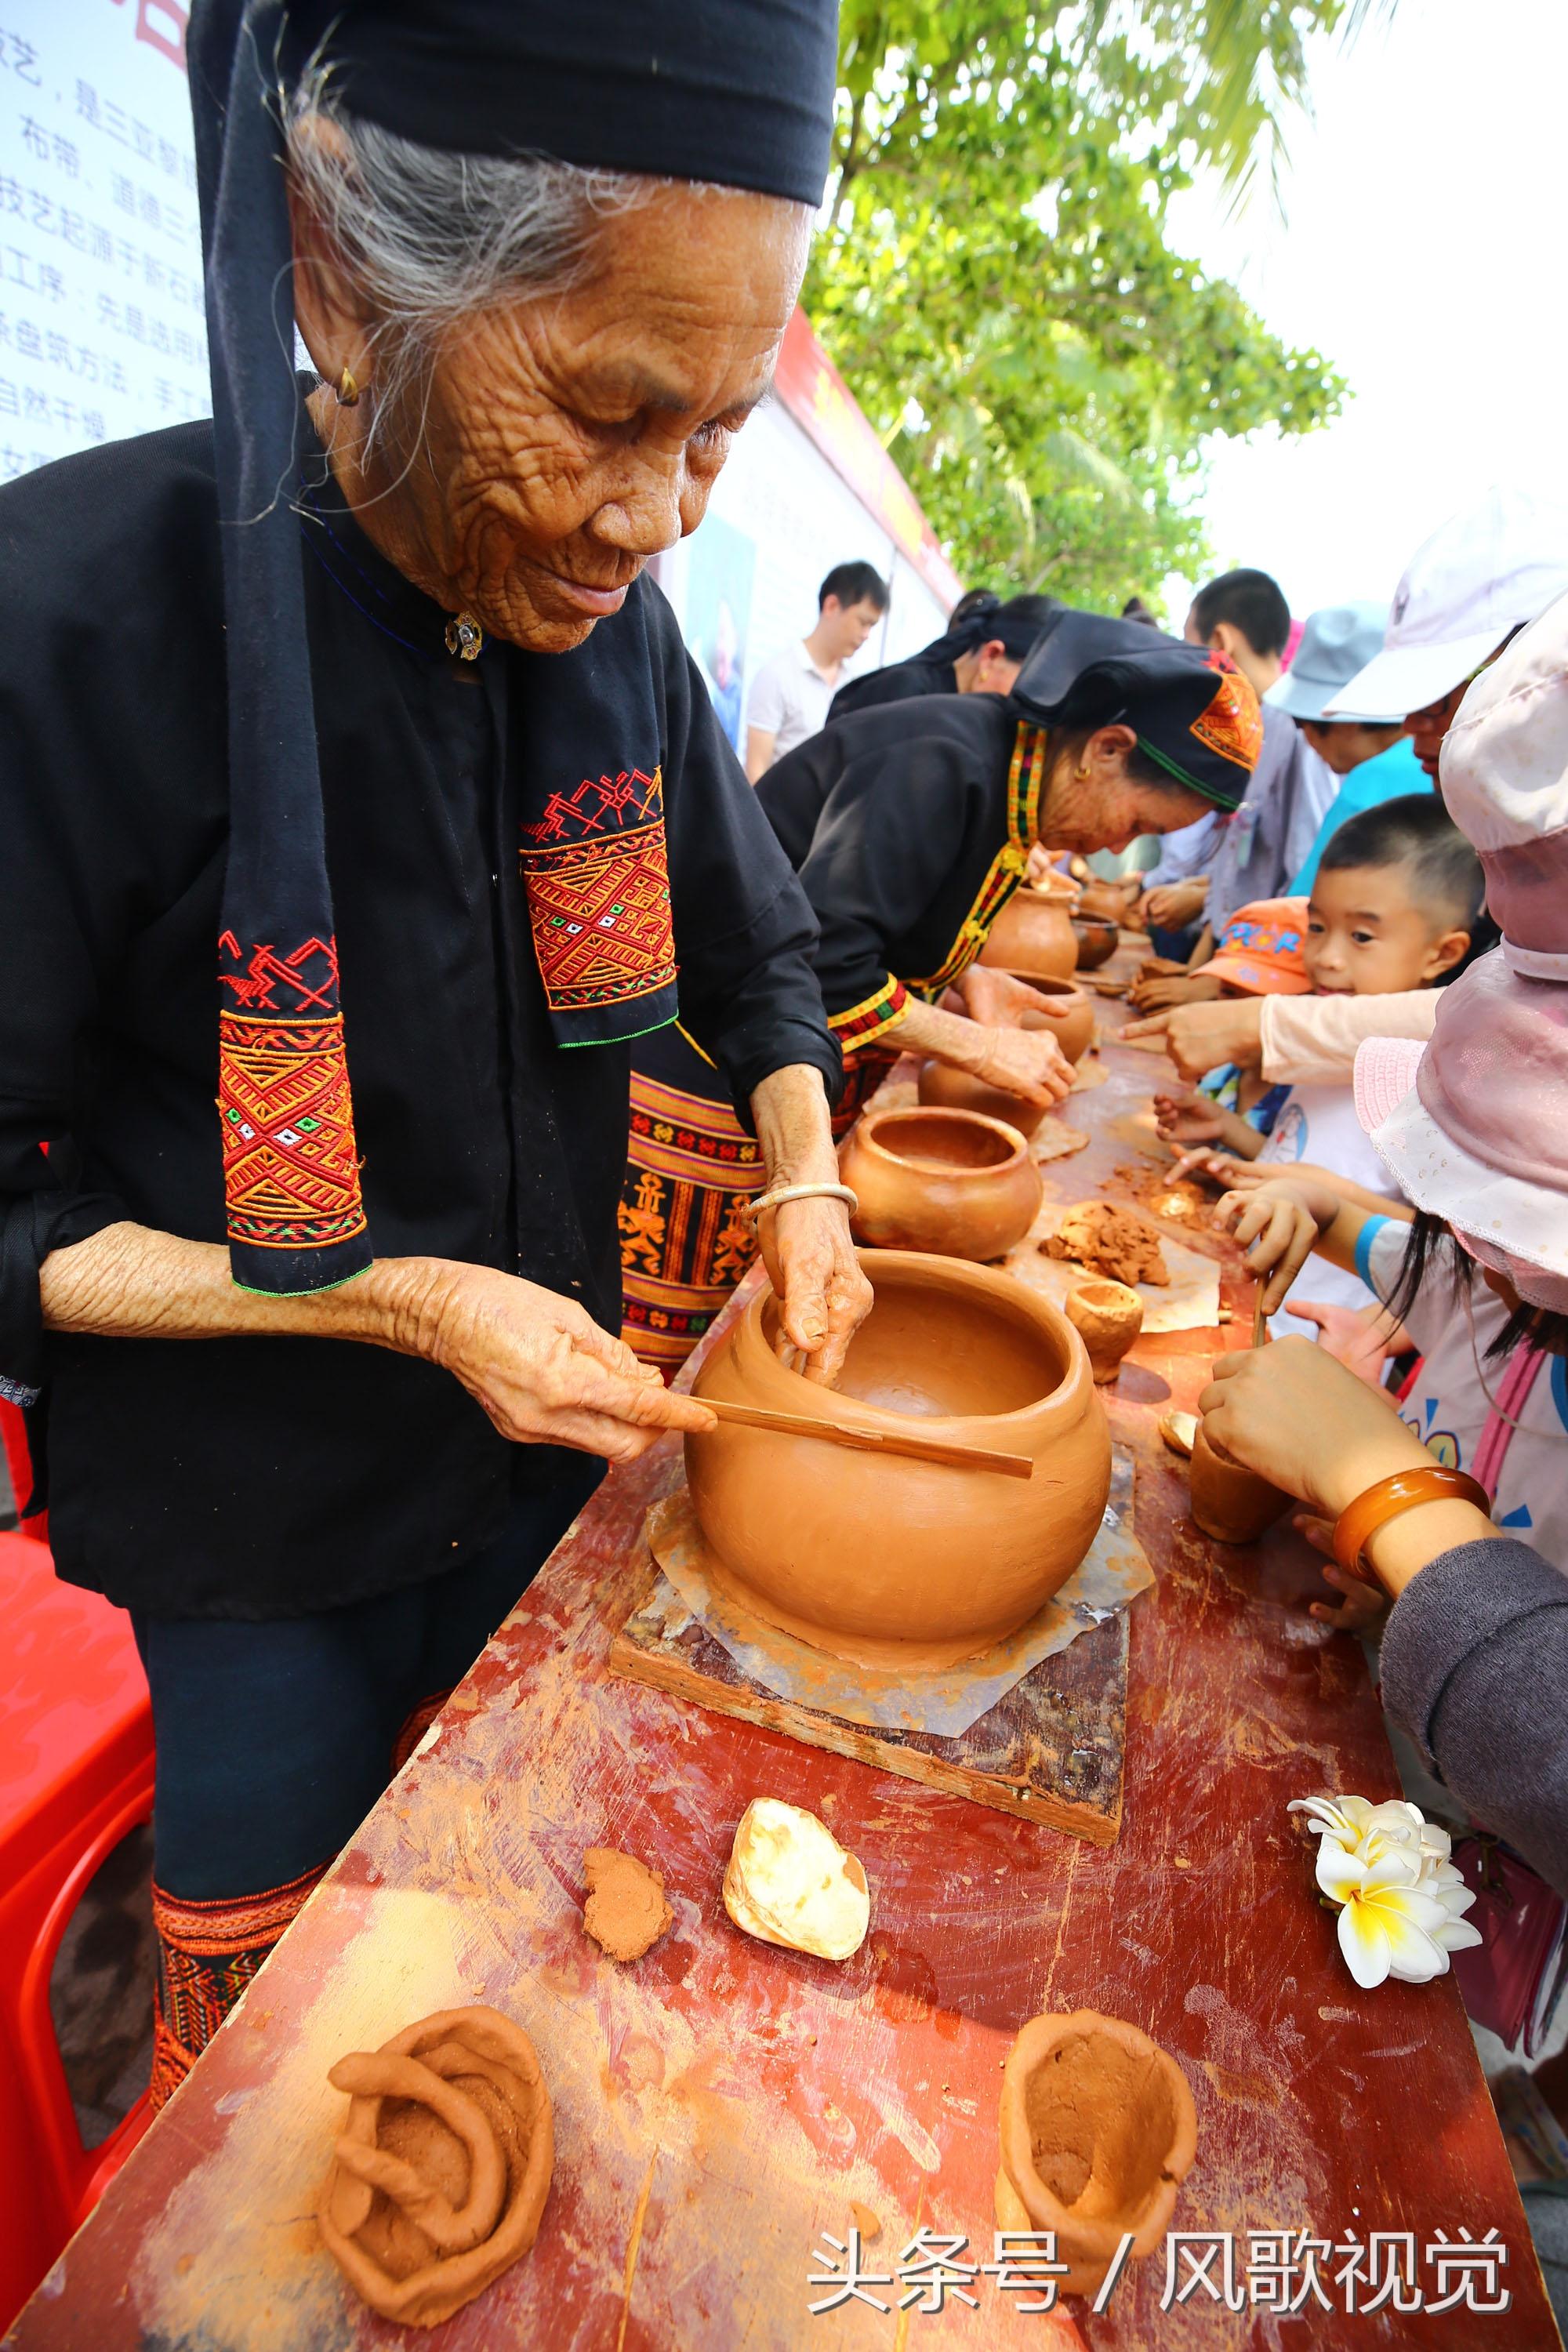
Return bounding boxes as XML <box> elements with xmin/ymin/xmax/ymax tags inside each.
<box><xmin>999</xmin><ymin>2008</ymin><xmax>1198</xmax><ymax>2261</ymax></box>
<box><xmin>704</xmin><ymin>1247</ymin><xmax>1096</xmax><ymax>1443</ymax></box>
<box><xmin>851</xmin><ymin>1103</ymin><xmax>1033</xmax><ymax>1179</ymax></box>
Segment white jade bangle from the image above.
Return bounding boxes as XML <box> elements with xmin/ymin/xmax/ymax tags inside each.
<box><xmin>744</xmin><ymin>1181</ymin><xmax>859</xmax><ymax>1221</ymax></box>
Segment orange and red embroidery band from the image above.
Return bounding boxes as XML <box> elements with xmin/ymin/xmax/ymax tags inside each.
<box><xmin>217</xmin><ymin>931</ymin><xmax>367</xmax><ymax>1256</ymax></box>
<box><xmin>519</xmin><ymin>767</ymin><xmax>678</xmax><ymax>1025</ymax></box>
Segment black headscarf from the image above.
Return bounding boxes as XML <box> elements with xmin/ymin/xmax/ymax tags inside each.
<box><xmin>186</xmin><ymin>0</ymin><xmax>840</xmax><ymax>1296</ymax></box>
<box><xmin>1014</xmin><ymin>608</ymin><xmax>1260</xmax><ymax>814</ymax></box>
<box><xmin>912</xmin><ymin>590</ymin><xmax>1059</xmax><ymax>670</ymax></box>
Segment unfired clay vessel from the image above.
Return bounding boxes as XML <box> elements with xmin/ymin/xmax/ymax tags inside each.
<box><xmin>1072</xmin><ymin>914</ymin><xmax>1120</xmax><ymax>971</ymax></box>
<box><xmin>839</xmin><ymin>1106</ymin><xmax>1044</xmax><ymax>1262</ymax></box>
<box><xmin>1065</xmin><ymin>1279</ymin><xmax>1144</xmax><ymax>1384</ymax></box>
<box><xmin>1009</xmin><ymin>975</ymin><xmax>1096</xmax><ymax>1065</ymax></box>
<box><xmin>916</xmin><ymin>1058</ymin><xmax>1047</xmax><ymax>1138</ymax></box>
<box><xmin>687</xmin><ymin>1249</ymin><xmax>1111</xmax><ymax>1668</ymax></box>
<box><xmin>318</xmin><ymin>2005</ymin><xmax>553</xmax><ymax>2328</ymax></box>
<box><xmin>980</xmin><ymin>886</ymin><xmax>1080</xmax><ymax>980</ymax></box>
<box><xmin>996</xmin><ymin>2009</ymin><xmax>1198</xmax><ymax>2299</ymax></box>
<box><xmin>1188</xmin><ymin>1424</ymin><xmax>1290</xmax><ymax>1544</ymax></box>
<box><xmin>1076</xmin><ymin>879</ymin><xmax>1131</xmax><ymax>924</ymax></box>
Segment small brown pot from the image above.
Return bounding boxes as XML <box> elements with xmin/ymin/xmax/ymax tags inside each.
<box><xmin>688</xmin><ymin>1250</ymin><xmax>1112</xmax><ymax>1668</ymax></box>
<box><xmin>996</xmin><ymin>2009</ymin><xmax>1198</xmax><ymax>2299</ymax></box>
<box><xmin>1188</xmin><ymin>1425</ymin><xmax>1290</xmax><ymax>1544</ymax></box>
<box><xmin>980</xmin><ymin>887</ymin><xmax>1079</xmax><ymax>979</ymax></box>
<box><xmin>1072</xmin><ymin>915</ymin><xmax>1120</xmax><ymax>971</ymax></box>
<box><xmin>1003</xmin><ymin>973</ymin><xmax>1095</xmax><ymax>1065</ymax></box>
<box><xmin>839</xmin><ymin>1105</ymin><xmax>1044</xmax><ymax>1263</ymax></box>
<box><xmin>1076</xmin><ymin>880</ymin><xmax>1131</xmax><ymax>924</ymax></box>
<box><xmin>916</xmin><ymin>1058</ymin><xmax>1047</xmax><ymax>1138</ymax></box>
<box><xmin>1065</xmin><ymin>1279</ymin><xmax>1144</xmax><ymax>1384</ymax></box>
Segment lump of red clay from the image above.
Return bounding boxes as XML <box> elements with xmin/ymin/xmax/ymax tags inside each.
<box><xmin>723</xmin><ymin>1798</ymin><xmax>870</xmax><ymax>1962</ymax></box>
<box><xmin>581</xmin><ymin>1846</ymin><xmax>673</xmax><ymax>1962</ymax></box>
<box><xmin>1046</xmin><ymin>1201</ymin><xmax>1169</xmax><ymax>1287</ymax></box>
<box><xmin>996</xmin><ymin>2008</ymin><xmax>1197</xmax><ymax>2299</ymax></box>
<box><xmin>318</xmin><ymin>2005</ymin><xmax>553</xmax><ymax>2329</ymax></box>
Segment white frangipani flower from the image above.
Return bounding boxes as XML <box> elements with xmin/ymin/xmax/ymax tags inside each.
<box><xmin>1289</xmin><ymin>1791</ymin><xmax>1484</xmax><ymax>1988</ymax></box>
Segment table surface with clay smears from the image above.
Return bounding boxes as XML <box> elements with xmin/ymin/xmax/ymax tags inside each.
<box><xmin>10</xmin><ymin>937</ymin><xmax>1558</xmax><ymax>2352</ymax></box>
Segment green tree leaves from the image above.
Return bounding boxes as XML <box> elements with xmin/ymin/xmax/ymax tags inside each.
<box><xmin>809</xmin><ymin>2</ymin><xmax>1348</xmax><ymax>608</ymax></box>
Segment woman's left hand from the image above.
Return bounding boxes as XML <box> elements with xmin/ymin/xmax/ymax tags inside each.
<box><xmin>756</xmin><ymin>1197</ymin><xmax>873</xmax><ymax>1387</ymax></box>
<box><xmin>1197</xmin><ymin>1338</ymin><xmax>1433</xmax><ymax>1519</ymax></box>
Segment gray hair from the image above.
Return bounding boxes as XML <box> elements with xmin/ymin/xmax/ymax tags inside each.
<box><xmin>285</xmin><ymin>64</ymin><xmax>666</xmax><ymax>444</ymax></box>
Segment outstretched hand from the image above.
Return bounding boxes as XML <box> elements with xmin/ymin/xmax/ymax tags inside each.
<box><xmin>1212</xmin><ymin>1178</ymin><xmax>1340</xmax><ymax>1313</ymax></box>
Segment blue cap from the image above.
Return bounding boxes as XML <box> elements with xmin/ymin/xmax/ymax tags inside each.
<box><xmin>1265</xmin><ymin>601</ymin><xmax>1403</xmax><ymax>724</ymax></box>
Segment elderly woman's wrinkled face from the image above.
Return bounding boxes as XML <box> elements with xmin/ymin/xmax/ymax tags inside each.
<box><xmin>1039</xmin><ymin>727</ymin><xmax>1210</xmax><ymax>856</ymax></box>
<box><xmin>297</xmin><ymin>182</ymin><xmax>809</xmax><ymax>652</ymax></box>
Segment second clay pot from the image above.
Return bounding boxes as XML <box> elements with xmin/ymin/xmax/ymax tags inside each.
<box><xmin>980</xmin><ymin>886</ymin><xmax>1079</xmax><ymax>980</ymax></box>
<box><xmin>1188</xmin><ymin>1424</ymin><xmax>1291</xmax><ymax>1544</ymax></box>
<box><xmin>839</xmin><ymin>1105</ymin><xmax>1044</xmax><ymax>1263</ymax></box>
<box><xmin>915</xmin><ymin>1059</ymin><xmax>1047</xmax><ymax>1138</ymax></box>
<box><xmin>1072</xmin><ymin>914</ymin><xmax>1120</xmax><ymax>971</ymax></box>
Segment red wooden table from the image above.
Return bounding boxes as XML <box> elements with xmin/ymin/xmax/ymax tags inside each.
<box><xmin>7</xmin><ymin>964</ymin><xmax>1558</xmax><ymax>2350</ymax></box>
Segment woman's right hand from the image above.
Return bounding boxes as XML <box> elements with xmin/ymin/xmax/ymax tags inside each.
<box><xmin>425</xmin><ymin>1263</ymin><xmax>715</xmax><ymax>1461</ymax></box>
<box><xmin>1197</xmin><ymin>1339</ymin><xmax>1432</xmax><ymax>1519</ymax></box>
<box><xmin>964</xmin><ymin>1022</ymin><xmax>1075</xmax><ymax>1106</ymax></box>
<box><xmin>1213</xmin><ymin>1177</ymin><xmax>1341</xmax><ymax>1313</ymax></box>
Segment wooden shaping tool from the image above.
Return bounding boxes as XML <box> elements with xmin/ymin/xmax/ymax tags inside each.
<box><xmin>1251</xmin><ymin>1282</ymin><xmax>1269</xmax><ymax>1350</ymax></box>
<box><xmin>698</xmin><ymin>1395</ymin><xmax>1034</xmax><ymax>1480</ymax></box>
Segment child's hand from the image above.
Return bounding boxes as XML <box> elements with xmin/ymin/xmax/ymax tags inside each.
<box><xmin>1285</xmin><ymin>1298</ymin><xmax>1403</xmax><ymax>1387</ymax></box>
<box><xmin>1296</xmin><ymin>1516</ymin><xmax>1391</xmax><ymax>1632</ymax></box>
<box><xmin>1213</xmin><ymin>1178</ymin><xmax>1338</xmax><ymax>1312</ymax></box>
<box><xmin>1171</xmin><ymin>1148</ymin><xmax>1261</xmax><ymax>1190</ymax></box>
<box><xmin>1152</xmin><ymin>1090</ymin><xmax>1227</xmax><ymax>1149</ymax></box>
<box><xmin>1127</xmin><ymin>971</ymin><xmax>1224</xmax><ymax>1013</ymax></box>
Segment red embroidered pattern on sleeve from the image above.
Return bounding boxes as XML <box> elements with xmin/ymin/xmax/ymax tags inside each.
<box><xmin>829</xmin><ymin>975</ymin><xmax>909</xmax><ymax>1056</ymax></box>
<box><xmin>216</xmin><ymin>932</ymin><xmax>368</xmax><ymax>1253</ymax></box>
<box><xmin>519</xmin><ymin>767</ymin><xmax>678</xmax><ymax>1014</ymax></box>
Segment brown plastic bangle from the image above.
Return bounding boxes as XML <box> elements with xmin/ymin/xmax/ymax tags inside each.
<box><xmin>1332</xmin><ymin>1467</ymin><xmax>1491</xmax><ymax>1579</ymax></box>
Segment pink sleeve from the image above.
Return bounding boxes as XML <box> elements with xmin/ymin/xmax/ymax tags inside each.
<box><xmin>1258</xmin><ymin>989</ymin><xmax>1440</xmax><ymax>1085</ymax></box>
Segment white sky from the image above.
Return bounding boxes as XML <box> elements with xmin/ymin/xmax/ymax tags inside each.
<box><xmin>1161</xmin><ymin>0</ymin><xmax>1568</xmax><ymax>623</ymax></box>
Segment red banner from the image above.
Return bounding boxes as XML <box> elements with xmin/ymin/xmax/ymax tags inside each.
<box><xmin>773</xmin><ymin>309</ymin><xmax>961</xmax><ymax>612</ymax></box>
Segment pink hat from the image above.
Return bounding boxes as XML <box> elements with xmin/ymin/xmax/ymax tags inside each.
<box><xmin>1354</xmin><ymin>953</ymin><xmax>1568</xmax><ymax>1312</ymax></box>
<box><xmin>1439</xmin><ymin>587</ymin><xmax>1568</xmax><ymax>979</ymax></box>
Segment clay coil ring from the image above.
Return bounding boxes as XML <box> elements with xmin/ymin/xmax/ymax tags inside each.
<box><xmin>743</xmin><ymin>1181</ymin><xmax>859</xmax><ymax>1221</ymax></box>
<box><xmin>327</xmin><ymin>2051</ymin><xmax>506</xmax><ymax>2253</ymax></box>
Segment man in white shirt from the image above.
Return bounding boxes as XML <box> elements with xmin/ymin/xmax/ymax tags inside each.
<box><xmin>744</xmin><ymin>560</ymin><xmax>888</xmax><ymax>779</ymax></box>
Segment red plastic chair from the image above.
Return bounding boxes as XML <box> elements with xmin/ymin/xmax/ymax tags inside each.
<box><xmin>0</xmin><ymin>1528</ymin><xmax>154</xmax><ymax>2329</ymax></box>
<box><xmin>0</xmin><ymin>1398</ymin><xmax>45</xmax><ymax>1541</ymax></box>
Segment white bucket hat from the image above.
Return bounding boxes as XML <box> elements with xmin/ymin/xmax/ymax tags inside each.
<box><xmin>1327</xmin><ymin>486</ymin><xmax>1568</xmax><ymax>722</ymax></box>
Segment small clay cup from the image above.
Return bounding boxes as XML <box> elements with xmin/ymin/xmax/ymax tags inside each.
<box><xmin>980</xmin><ymin>887</ymin><xmax>1079</xmax><ymax>980</ymax></box>
<box><xmin>916</xmin><ymin>1058</ymin><xmax>1047</xmax><ymax>1138</ymax></box>
<box><xmin>1188</xmin><ymin>1424</ymin><xmax>1290</xmax><ymax>1544</ymax></box>
<box><xmin>1072</xmin><ymin>914</ymin><xmax>1120</xmax><ymax>971</ymax></box>
<box><xmin>1065</xmin><ymin>1279</ymin><xmax>1144</xmax><ymax>1384</ymax></box>
<box><xmin>688</xmin><ymin>1250</ymin><xmax>1111</xmax><ymax>1668</ymax></box>
<box><xmin>996</xmin><ymin>2009</ymin><xmax>1198</xmax><ymax>2299</ymax></box>
<box><xmin>839</xmin><ymin>1105</ymin><xmax>1044</xmax><ymax>1262</ymax></box>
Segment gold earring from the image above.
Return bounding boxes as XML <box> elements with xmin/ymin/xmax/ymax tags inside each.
<box><xmin>336</xmin><ymin>365</ymin><xmax>360</xmax><ymax>408</ymax></box>
<box><xmin>1074</xmin><ymin>763</ymin><xmax>1089</xmax><ymax>781</ymax></box>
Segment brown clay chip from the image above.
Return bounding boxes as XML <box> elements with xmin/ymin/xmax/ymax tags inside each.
<box><xmin>581</xmin><ymin>1846</ymin><xmax>673</xmax><ymax>1962</ymax></box>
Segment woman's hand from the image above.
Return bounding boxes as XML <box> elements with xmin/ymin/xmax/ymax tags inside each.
<box><xmin>755</xmin><ymin>1197</ymin><xmax>872</xmax><ymax>1388</ymax></box>
<box><xmin>1196</xmin><ymin>1338</ymin><xmax>1433</xmax><ymax>1520</ymax></box>
<box><xmin>1120</xmin><ymin>996</ymin><xmax>1266</xmax><ymax>1083</ymax></box>
<box><xmin>1213</xmin><ymin>1177</ymin><xmax>1341</xmax><ymax>1312</ymax></box>
<box><xmin>956</xmin><ymin>965</ymin><xmax>1069</xmax><ymax>1029</ymax></box>
<box><xmin>964</xmin><ymin>1022</ymin><xmax>1075</xmax><ymax>1105</ymax></box>
<box><xmin>427</xmin><ymin>1263</ymin><xmax>715</xmax><ymax>1461</ymax></box>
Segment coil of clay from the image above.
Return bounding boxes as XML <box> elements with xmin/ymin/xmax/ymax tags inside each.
<box><xmin>318</xmin><ymin>2004</ymin><xmax>554</xmax><ymax>2328</ymax></box>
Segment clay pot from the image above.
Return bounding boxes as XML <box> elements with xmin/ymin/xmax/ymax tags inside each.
<box><xmin>1065</xmin><ymin>1279</ymin><xmax>1144</xmax><ymax>1385</ymax></box>
<box><xmin>688</xmin><ymin>1250</ymin><xmax>1112</xmax><ymax>1668</ymax></box>
<box><xmin>839</xmin><ymin>1106</ymin><xmax>1044</xmax><ymax>1262</ymax></box>
<box><xmin>318</xmin><ymin>2005</ymin><xmax>554</xmax><ymax>2328</ymax></box>
<box><xmin>1007</xmin><ymin>974</ymin><xmax>1095</xmax><ymax>1065</ymax></box>
<box><xmin>1076</xmin><ymin>880</ymin><xmax>1131</xmax><ymax>924</ymax></box>
<box><xmin>1188</xmin><ymin>1424</ymin><xmax>1290</xmax><ymax>1544</ymax></box>
<box><xmin>1072</xmin><ymin>914</ymin><xmax>1120</xmax><ymax>971</ymax></box>
<box><xmin>916</xmin><ymin>1058</ymin><xmax>1047</xmax><ymax>1138</ymax></box>
<box><xmin>996</xmin><ymin>2009</ymin><xmax>1198</xmax><ymax>2299</ymax></box>
<box><xmin>980</xmin><ymin>887</ymin><xmax>1079</xmax><ymax>979</ymax></box>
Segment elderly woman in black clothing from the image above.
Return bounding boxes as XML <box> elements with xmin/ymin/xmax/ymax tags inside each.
<box><xmin>0</xmin><ymin>0</ymin><xmax>869</xmax><ymax>2100</ymax></box>
<box><xmin>622</xmin><ymin>612</ymin><xmax>1263</xmax><ymax>1368</ymax></box>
